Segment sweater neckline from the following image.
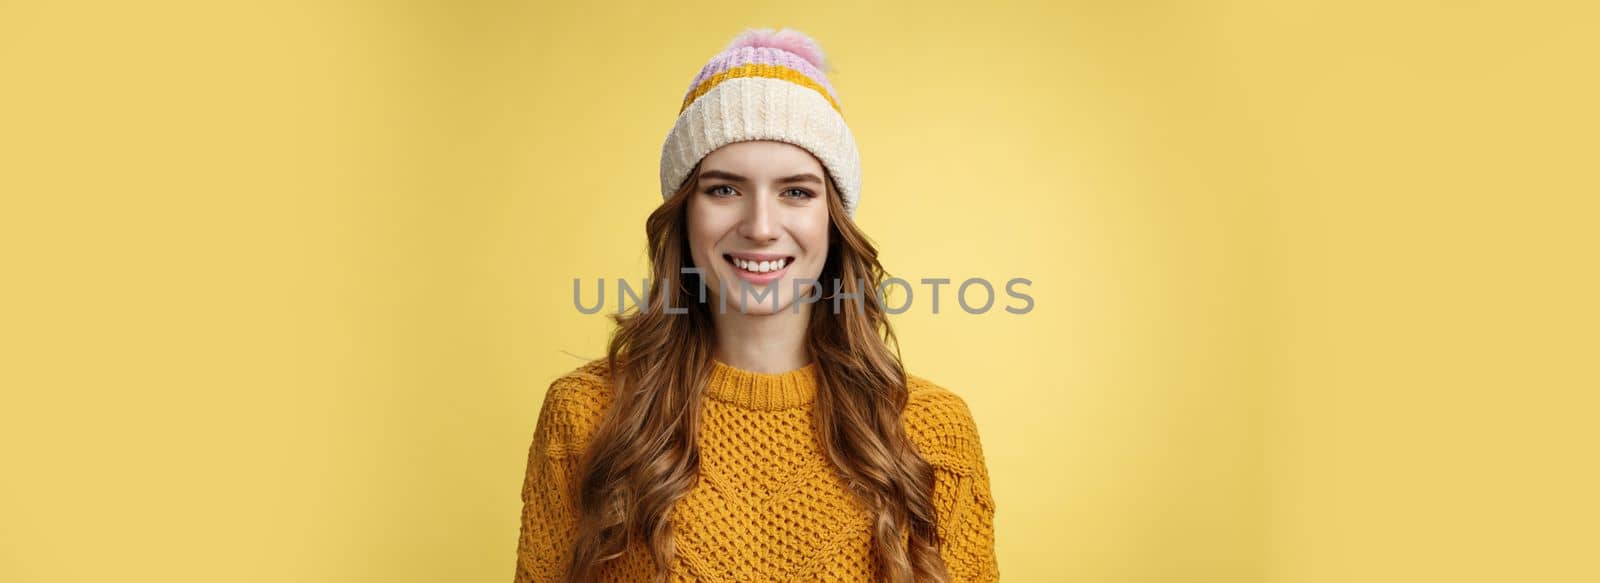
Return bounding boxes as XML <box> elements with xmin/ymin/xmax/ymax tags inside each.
<box><xmin>704</xmin><ymin>358</ymin><xmax>819</xmax><ymax>411</ymax></box>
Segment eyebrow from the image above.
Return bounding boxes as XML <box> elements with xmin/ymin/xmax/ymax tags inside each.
<box><xmin>697</xmin><ymin>170</ymin><xmax>823</xmax><ymax>185</ymax></box>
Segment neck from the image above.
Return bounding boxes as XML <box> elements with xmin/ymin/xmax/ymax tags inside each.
<box><xmin>709</xmin><ymin>297</ymin><xmax>812</xmax><ymax>374</ymax></box>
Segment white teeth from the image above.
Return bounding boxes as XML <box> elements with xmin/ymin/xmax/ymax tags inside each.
<box><xmin>730</xmin><ymin>256</ymin><xmax>789</xmax><ymax>273</ymax></box>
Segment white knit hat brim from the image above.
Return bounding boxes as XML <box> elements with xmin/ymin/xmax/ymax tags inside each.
<box><xmin>660</xmin><ymin>76</ymin><xmax>861</xmax><ymax>217</ymax></box>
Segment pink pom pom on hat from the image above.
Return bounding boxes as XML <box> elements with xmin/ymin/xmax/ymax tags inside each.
<box><xmin>727</xmin><ymin>28</ymin><xmax>827</xmax><ymax>70</ymax></box>
<box><xmin>659</xmin><ymin>28</ymin><xmax>863</xmax><ymax>217</ymax></box>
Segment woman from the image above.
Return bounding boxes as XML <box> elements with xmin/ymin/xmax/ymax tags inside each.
<box><xmin>515</xmin><ymin>28</ymin><xmax>999</xmax><ymax>582</ymax></box>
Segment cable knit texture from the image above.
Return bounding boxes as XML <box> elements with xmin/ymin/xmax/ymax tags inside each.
<box><xmin>514</xmin><ymin>358</ymin><xmax>999</xmax><ymax>582</ymax></box>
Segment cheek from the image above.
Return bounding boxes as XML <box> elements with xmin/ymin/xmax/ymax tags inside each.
<box><xmin>686</xmin><ymin>226</ymin><xmax>710</xmax><ymax>266</ymax></box>
<box><xmin>796</xmin><ymin>216</ymin><xmax>831</xmax><ymax>267</ymax></box>
<box><xmin>684</xmin><ymin>208</ymin><xmax>720</xmax><ymax>266</ymax></box>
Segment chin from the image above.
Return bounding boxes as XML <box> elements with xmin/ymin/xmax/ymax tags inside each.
<box><xmin>703</xmin><ymin>278</ymin><xmax>795</xmax><ymax>316</ymax></box>
<box><xmin>714</xmin><ymin>289</ymin><xmax>790</xmax><ymax>315</ymax></box>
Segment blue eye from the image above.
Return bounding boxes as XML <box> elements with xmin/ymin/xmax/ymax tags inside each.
<box><xmin>783</xmin><ymin>188</ymin><xmax>816</xmax><ymax>199</ymax></box>
<box><xmin>705</xmin><ymin>185</ymin><xmax>736</xmax><ymax>197</ymax></box>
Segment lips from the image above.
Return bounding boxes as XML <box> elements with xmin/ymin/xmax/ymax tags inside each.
<box><xmin>722</xmin><ymin>253</ymin><xmax>794</xmax><ymax>285</ymax></box>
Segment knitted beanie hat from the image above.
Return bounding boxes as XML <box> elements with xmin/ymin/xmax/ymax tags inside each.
<box><xmin>659</xmin><ymin>28</ymin><xmax>862</xmax><ymax>217</ymax></box>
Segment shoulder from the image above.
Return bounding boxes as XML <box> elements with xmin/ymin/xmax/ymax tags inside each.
<box><xmin>533</xmin><ymin>358</ymin><xmax>617</xmax><ymax>458</ymax></box>
<box><xmin>902</xmin><ymin>372</ymin><xmax>989</xmax><ymax>475</ymax></box>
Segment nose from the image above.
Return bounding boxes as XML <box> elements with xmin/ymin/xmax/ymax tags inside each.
<box><xmin>737</xmin><ymin>189</ymin><xmax>779</xmax><ymax>244</ymax></box>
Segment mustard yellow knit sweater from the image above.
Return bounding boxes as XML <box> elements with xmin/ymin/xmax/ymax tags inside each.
<box><xmin>513</xmin><ymin>358</ymin><xmax>999</xmax><ymax>582</ymax></box>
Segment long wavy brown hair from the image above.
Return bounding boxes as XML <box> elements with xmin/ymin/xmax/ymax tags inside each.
<box><xmin>561</xmin><ymin>164</ymin><xmax>949</xmax><ymax>582</ymax></box>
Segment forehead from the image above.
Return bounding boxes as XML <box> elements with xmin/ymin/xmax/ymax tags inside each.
<box><xmin>698</xmin><ymin>140</ymin><xmax>823</xmax><ymax>177</ymax></box>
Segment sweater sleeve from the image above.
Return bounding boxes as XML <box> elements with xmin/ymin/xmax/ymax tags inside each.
<box><xmin>930</xmin><ymin>459</ymin><xmax>999</xmax><ymax>581</ymax></box>
<box><xmin>905</xmin><ymin>379</ymin><xmax>1001</xmax><ymax>582</ymax></box>
<box><xmin>514</xmin><ymin>374</ymin><xmax>605</xmax><ymax>583</ymax></box>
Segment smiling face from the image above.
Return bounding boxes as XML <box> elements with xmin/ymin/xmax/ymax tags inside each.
<box><xmin>685</xmin><ymin>140</ymin><xmax>832</xmax><ymax>316</ymax></box>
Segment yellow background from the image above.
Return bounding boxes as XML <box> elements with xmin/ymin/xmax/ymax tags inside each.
<box><xmin>2</xmin><ymin>1</ymin><xmax>1595</xmax><ymax>581</ymax></box>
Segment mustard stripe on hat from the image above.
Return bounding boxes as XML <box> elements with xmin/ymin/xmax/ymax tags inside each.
<box><xmin>680</xmin><ymin>63</ymin><xmax>844</xmax><ymax>117</ymax></box>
